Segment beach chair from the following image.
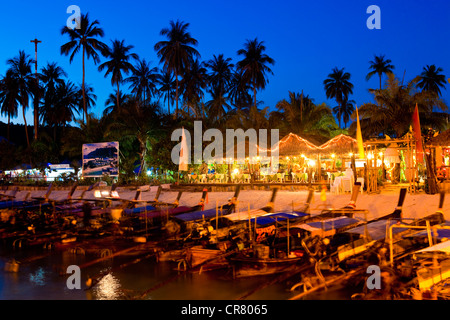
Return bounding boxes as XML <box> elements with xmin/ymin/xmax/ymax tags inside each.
<box><xmin>260</xmin><ymin>174</ymin><xmax>268</xmax><ymax>183</ymax></box>
<box><xmin>277</xmin><ymin>173</ymin><xmax>285</xmax><ymax>183</ymax></box>
<box><xmin>268</xmin><ymin>174</ymin><xmax>278</xmax><ymax>183</ymax></box>
<box><xmin>291</xmin><ymin>172</ymin><xmax>298</xmax><ymax>183</ymax></box>
<box><xmin>200</xmin><ymin>174</ymin><xmax>207</xmax><ymax>183</ymax></box>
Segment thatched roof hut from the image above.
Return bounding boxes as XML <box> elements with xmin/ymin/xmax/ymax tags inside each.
<box><xmin>264</xmin><ymin>133</ymin><xmax>319</xmax><ymax>157</ymax></box>
<box><xmin>426</xmin><ymin>129</ymin><xmax>450</xmax><ymax>148</ymax></box>
<box><xmin>317</xmin><ymin>134</ymin><xmax>359</xmax><ymax>155</ymax></box>
<box><xmin>224</xmin><ymin>139</ymin><xmax>260</xmax><ymax>162</ymax></box>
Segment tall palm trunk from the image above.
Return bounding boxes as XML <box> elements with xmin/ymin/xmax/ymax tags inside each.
<box><xmin>116</xmin><ymin>82</ymin><xmax>120</xmax><ymax>110</ymax></box>
<box><xmin>337</xmin><ymin>103</ymin><xmax>342</xmax><ymax>128</ymax></box>
<box><xmin>82</xmin><ymin>45</ymin><xmax>87</xmax><ymax>125</ymax></box>
<box><xmin>7</xmin><ymin>114</ymin><xmax>10</xmax><ymax>141</ymax></box>
<box><xmin>253</xmin><ymin>80</ymin><xmax>257</xmax><ymax>108</ymax></box>
<box><xmin>175</xmin><ymin>70</ymin><xmax>179</xmax><ymax>119</ymax></box>
<box><xmin>167</xmin><ymin>92</ymin><xmax>171</xmax><ymax>114</ymax></box>
<box><xmin>34</xmin><ymin>92</ymin><xmax>38</xmax><ymax>141</ymax></box>
<box><xmin>22</xmin><ymin>101</ymin><xmax>30</xmax><ymax>148</ymax></box>
<box><xmin>379</xmin><ymin>73</ymin><xmax>383</xmax><ymax>107</ymax></box>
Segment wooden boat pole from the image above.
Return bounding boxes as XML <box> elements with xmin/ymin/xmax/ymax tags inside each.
<box><xmin>248</xmin><ymin>204</ymin><xmax>252</xmax><ymax>243</ymax></box>
<box><xmin>389</xmin><ymin>223</ymin><xmax>394</xmax><ymax>266</ymax></box>
<box><xmin>78</xmin><ymin>243</ymin><xmax>148</xmax><ymax>270</ymax></box>
<box><xmin>289</xmin><ymin>269</ymin><xmax>359</xmax><ymax>300</ymax></box>
<box><xmin>287</xmin><ymin>218</ymin><xmax>290</xmax><ymax>256</ymax></box>
<box><xmin>426</xmin><ymin>220</ymin><xmax>433</xmax><ymax>247</ymax></box>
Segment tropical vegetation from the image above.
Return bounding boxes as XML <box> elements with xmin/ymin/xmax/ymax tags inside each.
<box><xmin>0</xmin><ymin>14</ymin><xmax>448</xmax><ymax>185</ymax></box>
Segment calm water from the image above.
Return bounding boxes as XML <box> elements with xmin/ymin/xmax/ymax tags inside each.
<box><xmin>0</xmin><ymin>244</ymin><xmax>353</xmax><ymax>301</ymax></box>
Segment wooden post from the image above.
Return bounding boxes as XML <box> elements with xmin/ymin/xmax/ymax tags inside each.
<box><xmin>216</xmin><ymin>201</ymin><xmax>219</xmax><ymax>231</ymax></box>
<box><xmin>287</xmin><ymin>218</ymin><xmax>290</xmax><ymax>257</ymax></box>
<box><xmin>30</xmin><ymin>38</ymin><xmax>41</xmax><ymax>141</ymax></box>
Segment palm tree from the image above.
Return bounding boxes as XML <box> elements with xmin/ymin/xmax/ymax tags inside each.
<box><xmin>61</xmin><ymin>12</ymin><xmax>108</xmax><ymax>124</ymax></box>
<box><xmin>275</xmin><ymin>91</ymin><xmax>336</xmax><ymax>138</ymax></box>
<box><xmin>77</xmin><ymin>83</ymin><xmax>97</xmax><ymax>121</ymax></box>
<box><xmin>98</xmin><ymin>39</ymin><xmax>138</xmax><ymax>109</ymax></box>
<box><xmin>236</xmin><ymin>38</ymin><xmax>275</xmax><ymax>109</ymax></box>
<box><xmin>0</xmin><ymin>70</ymin><xmax>19</xmax><ymax>141</ymax></box>
<box><xmin>228</xmin><ymin>71</ymin><xmax>252</xmax><ymax>109</ymax></box>
<box><xmin>60</xmin><ymin>115</ymin><xmax>108</xmax><ymax>162</ymax></box>
<box><xmin>323</xmin><ymin>67</ymin><xmax>354</xmax><ymax>128</ymax></box>
<box><xmin>154</xmin><ymin>19</ymin><xmax>200</xmax><ymax>118</ymax></box>
<box><xmin>366</xmin><ymin>54</ymin><xmax>395</xmax><ymax>90</ymax></box>
<box><xmin>105</xmin><ymin>97</ymin><xmax>163</xmax><ymax>175</ymax></box>
<box><xmin>205</xmin><ymin>54</ymin><xmax>234</xmax><ymax>98</ymax></box>
<box><xmin>103</xmin><ymin>90</ymin><xmax>130</xmax><ymax>117</ymax></box>
<box><xmin>6</xmin><ymin>50</ymin><xmax>35</xmax><ymax>148</ymax></box>
<box><xmin>333</xmin><ymin>98</ymin><xmax>355</xmax><ymax>129</ymax></box>
<box><xmin>157</xmin><ymin>70</ymin><xmax>175</xmax><ymax>114</ymax></box>
<box><xmin>40</xmin><ymin>80</ymin><xmax>80</xmax><ymax>140</ymax></box>
<box><xmin>180</xmin><ymin>59</ymin><xmax>207</xmax><ymax>116</ymax></box>
<box><xmin>205</xmin><ymin>88</ymin><xmax>231</xmax><ymax>123</ymax></box>
<box><xmin>126</xmin><ymin>58</ymin><xmax>160</xmax><ymax>103</ymax></box>
<box><xmin>41</xmin><ymin>62</ymin><xmax>68</xmax><ymax>125</ymax></box>
<box><xmin>417</xmin><ymin>64</ymin><xmax>446</xmax><ymax>97</ymax></box>
<box><xmin>41</xmin><ymin>62</ymin><xmax>67</xmax><ymax>93</ymax></box>
<box><xmin>357</xmin><ymin>74</ymin><xmax>448</xmax><ymax>138</ymax></box>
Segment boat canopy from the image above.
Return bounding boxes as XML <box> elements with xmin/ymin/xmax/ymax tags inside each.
<box><xmin>344</xmin><ymin>219</ymin><xmax>406</xmax><ymax>241</ymax></box>
<box><xmin>251</xmin><ymin>211</ymin><xmax>308</xmax><ymax>226</ymax></box>
<box><xmin>415</xmin><ymin>240</ymin><xmax>450</xmax><ymax>255</ymax></box>
<box><xmin>408</xmin><ymin>222</ymin><xmax>450</xmax><ymax>240</ymax></box>
<box><xmin>124</xmin><ymin>205</ymin><xmax>157</xmax><ymax>215</ymax></box>
<box><xmin>126</xmin><ymin>205</ymin><xmax>193</xmax><ymax>219</ymax></box>
<box><xmin>291</xmin><ymin>216</ymin><xmax>360</xmax><ymax>232</ymax></box>
<box><xmin>174</xmin><ymin>207</ymin><xmax>227</xmax><ymax>222</ymax></box>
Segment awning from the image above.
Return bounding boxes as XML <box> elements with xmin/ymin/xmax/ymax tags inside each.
<box><xmin>345</xmin><ymin>219</ymin><xmax>407</xmax><ymax>241</ymax></box>
<box><xmin>415</xmin><ymin>240</ymin><xmax>450</xmax><ymax>255</ymax></box>
<box><xmin>291</xmin><ymin>216</ymin><xmax>360</xmax><ymax>232</ymax></box>
<box><xmin>174</xmin><ymin>207</ymin><xmax>225</xmax><ymax>222</ymax></box>
<box><xmin>251</xmin><ymin>211</ymin><xmax>308</xmax><ymax>226</ymax></box>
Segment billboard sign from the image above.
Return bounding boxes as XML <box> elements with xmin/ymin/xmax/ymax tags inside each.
<box><xmin>82</xmin><ymin>142</ymin><xmax>119</xmax><ymax>177</ymax></box>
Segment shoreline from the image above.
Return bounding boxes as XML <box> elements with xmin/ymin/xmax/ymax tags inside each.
<box><xmin>4</xmin><ymin>184</ymin><xmax>448</xmax><ymax>222</ymax></box>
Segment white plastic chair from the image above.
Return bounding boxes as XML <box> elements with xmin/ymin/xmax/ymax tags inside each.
<box><xmin>330</xmin><ymin>177</ymin><xmax>342</xmax><ymax>194</ymax></box>
<box><xmin>342</xmin><ymin>178</ymin><xmax>352</xmax><ymax>193</ymax></box>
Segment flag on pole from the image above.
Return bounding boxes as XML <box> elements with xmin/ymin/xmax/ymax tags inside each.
<box><xmin>179</xmin><ymin>127</ymin><xmax>188</xmax><ymax>171</ymax></box>
<box><xmin>412</xmin><ymin>104</ymin><xmax>424</xmax><ymax>164</ymax></box>
<box><xmin>355</xmin><ymin>105</ymin><xmax>365</xmax><ymax>159</ymax></box>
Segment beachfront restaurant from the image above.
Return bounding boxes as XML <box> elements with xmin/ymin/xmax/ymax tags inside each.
<box><xmin>183</xmin><ymin>133</ymin><xmax>372</xmax><ymax>192</ymax></box>
<box><xmin>426</xmin><ymin>128</ymin><xmax>450</xmax><ymax>183</ymax></box>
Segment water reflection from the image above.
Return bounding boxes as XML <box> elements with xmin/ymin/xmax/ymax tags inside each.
<box><xmin>92</xmin><ymin>271</ymin><xmax>122</xmax><ymax>300</ymax></box>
